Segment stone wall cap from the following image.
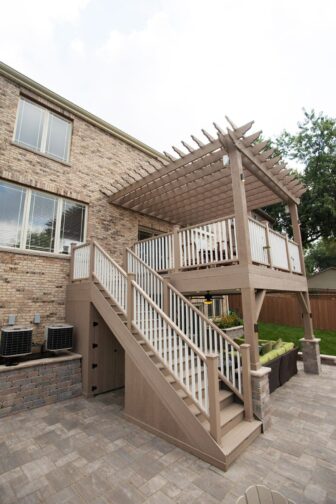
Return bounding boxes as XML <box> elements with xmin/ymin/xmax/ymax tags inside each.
<box><xmin>0</xmin><ymin>351</ymin><xmax>81</xmax><ymax>373</ymax></box>
<box><xmin>250</xmin><ymin>366</ymin><xmax>272</xmax><ymax>377</ymax></box>
<box><xmin>300</xmin><ymin>338</ymin><xmax>321</xmax><ymax>344</ymax></box>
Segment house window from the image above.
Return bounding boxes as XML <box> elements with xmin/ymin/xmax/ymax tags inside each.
<box><xmin>138</xmin><ymin>226</ymin><xmax>162</xmax><ymax>241</ymax></box>
<box><xmin>14</xmin><ymin>97</ymin><xmax>72</xmax><ymax>162</ymax></box>
<box><xmin>0</xmin><ymin>180</ymin><xmax>87</xmax><ymax>254</ymax></box>
<box><xmin>0</xmin><ymin>181</ymin><xmax>26</xmax><ymax>248</ymax></box>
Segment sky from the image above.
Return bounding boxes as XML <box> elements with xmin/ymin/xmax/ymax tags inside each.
<box><xmin>0</xmin><ymin>0</ymin><xmax>335</xmax><ymax>154</ymax></box>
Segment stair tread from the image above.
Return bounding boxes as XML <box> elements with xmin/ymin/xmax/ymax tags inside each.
<box><xmin>219</xmin><ymin>389</ymin><xmax>233</xmax><ymax>402</ymax></box>
<box><xmin>220</xmin><ymin>403</ymin><xmax>244</xmax><ymax>426</ymax></box>
<box><xmin>220</xmin><ymin>419</ymin><xmax>262</xmax><ymax>455</ymax></box>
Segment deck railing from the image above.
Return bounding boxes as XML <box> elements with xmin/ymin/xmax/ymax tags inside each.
<box><xmin>134</xmin><ymin>232</ymin><xmax>174</xmax><ymax>272</ymax></box>
<box><xmin>131</xmin><ymin>281</ymin><xmax>210</xmax><ymax>416</ymax></box>
<box><xmin>247</xmin><ymin>217</ymin><xmax>302</xmax><ymax>273</ymax></box>
<box><xmin>126</xmin><ymin>248</ymin><xmax>246</xmax><ymax>402</ymax></box>
<box><xmin>178</xmin><ymin>216</ymin><xmax>238</xmax><ymax>269</ymax></box>
<box><xmin>132</xmin><ymin>216</ymin><xmax>302</xmax><ymax>275</ymax></box>
<box><xmin>72</xmin><ymin>241</ymin><xmax>254</xmax><ymax>437</ymax></box>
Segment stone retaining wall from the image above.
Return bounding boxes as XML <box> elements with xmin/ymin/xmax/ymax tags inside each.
<box><xmin>0</xmin><ymin>352</ymin><xmax>82</xmax><ymax>418</ymax></box>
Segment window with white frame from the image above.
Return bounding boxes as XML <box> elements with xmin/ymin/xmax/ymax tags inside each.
<box><xmin>14</xmin><ymin>97</ymin><xmax>72</xmax><ymax>163</ymax></box>
<box><xmin>0</xmin><ymin>180</ymin><xmax>87</xmax><ymax>254</ymax></box>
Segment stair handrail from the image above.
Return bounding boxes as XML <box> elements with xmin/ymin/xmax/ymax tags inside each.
<box><xmin>126</xmin><ymin>247</ymin><xmax>164</xmax><ymax>309</ymax></box>
<box><xmin>127</xmin><ymin>247</ymin><xmax>245</xmax><ymax>400</ymax></box>
<box><xmin>130</xmin><ymin>279</ymin><xmax>210</xmax><ymax>416</ymax></box>
<box><xmin>93</xmin><ymin>241</ymin><xmax>128</xmax><ymax>314</ymax></box>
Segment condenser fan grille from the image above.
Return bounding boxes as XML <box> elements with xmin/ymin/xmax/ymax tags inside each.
<box><xmin>46</xmin><ymin>326</ymin><xmax>73</xmax><ymax>351</ymax></box>
<box><xmin>0</xmin><ymin>329</ymin><xmax>32</xmax><ymax>357</ymax></box>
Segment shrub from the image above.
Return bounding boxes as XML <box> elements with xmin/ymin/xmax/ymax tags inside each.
<box><xmin>213</xmin><ymin>311</ymin><xmax>243</xmax><ymax>329</ymax></box>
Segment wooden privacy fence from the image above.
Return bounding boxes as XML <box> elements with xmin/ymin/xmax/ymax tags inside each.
<box><xmin>228</xmin><ymin>292</ymin><xmax>336</xmax><ymax>331</ymax></box>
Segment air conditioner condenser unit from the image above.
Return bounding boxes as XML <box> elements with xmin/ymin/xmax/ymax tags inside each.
<box><xmin>0</xmin><ymin>326</ymin><xmax>33</xmax><ymax>357</ymax></box>
<box><xmin>45</xmin><ymin>324</ymin><xmax>73</xmax><ymax>351</ymax></box>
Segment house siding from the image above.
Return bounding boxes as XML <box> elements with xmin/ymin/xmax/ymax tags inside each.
<box><xmin>0</xmin><ymin>73</ymin><xmax>172</xmax><ymax>342</ymax></box>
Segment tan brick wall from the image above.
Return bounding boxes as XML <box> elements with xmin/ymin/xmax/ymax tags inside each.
<box><xmin>0</xmin><ymin>74</ymin><xmax>172</xmax><ymax>343</ymax></box>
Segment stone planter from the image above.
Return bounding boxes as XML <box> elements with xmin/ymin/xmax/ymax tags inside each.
<box><xmin>223</xmin><ymin>325</ymin><xmax>244</xmax><ymax>339</ymax></box>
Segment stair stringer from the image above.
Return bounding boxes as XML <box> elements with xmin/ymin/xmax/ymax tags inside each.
<box><xmin>90</xmin><ymin>282</ymin><xmax>229</xmax><ymax>470</ymax></box>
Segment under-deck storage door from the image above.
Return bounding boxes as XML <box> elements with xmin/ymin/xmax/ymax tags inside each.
<box><xmin>92</xmin><ymin>309</ymin><xmax>125</xmax><ymax>395</ymax></box>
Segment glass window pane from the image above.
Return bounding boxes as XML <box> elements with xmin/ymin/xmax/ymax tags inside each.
<box><xmin>26</xmin><ymin>192</ymin><xmax>57</xmax><ymax>252</ymax></box>
<box><xmin>59</xmin><ymin>200</ymin><xmax>86</xmax><ymax>254</ymax></box>
<box><xmin>0</xmin><ymin>181</ymin><xmax>26</xmax><ymax>248</ymax></box>
<box><xmin>46</xmin><ymin>113</ymin><xmax>71</xmax><ymax>162</ymax></box>
<box><xmin>15</xmin><ymin>98</ymin><xmax>44</xmax><ymax>151</ymax></box>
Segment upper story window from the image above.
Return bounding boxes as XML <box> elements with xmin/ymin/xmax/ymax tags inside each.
<box><xmin>0</xmin><ymin>180</ymin><xmax>86</xmax><ymax>255</ymax></box>
<box><xmin>14</xmin><ymin>97</ymin><xmax>72</xmax><ymax>163</ymax></box>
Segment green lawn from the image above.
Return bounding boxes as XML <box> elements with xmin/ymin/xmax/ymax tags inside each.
<box><xmin>258</xmin><ymin>322</ymin><xmax>336</xmax><ymax>356</ymax></box>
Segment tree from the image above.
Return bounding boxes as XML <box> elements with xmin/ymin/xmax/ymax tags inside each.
<box><xmin>305</xmin><ymin>238</ymin><xmax>336</xmax><ymax>275</ymax></box>
<box><xmin>264</xmin><ymin>110</ymin><xmax>336</xmax><ymax>271</ymax></box>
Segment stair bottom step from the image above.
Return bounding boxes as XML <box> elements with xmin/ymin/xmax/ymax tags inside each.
<box><xmin>221</xmin><ymin>420</ymin><xmax>262</xmax><ymax>467</ymax></box>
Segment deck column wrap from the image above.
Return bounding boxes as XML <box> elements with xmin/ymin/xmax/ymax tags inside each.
<box><xmin>206</xmin><ymin>354</ymin><xmax>222</xmax><ymax>443</ymax></box>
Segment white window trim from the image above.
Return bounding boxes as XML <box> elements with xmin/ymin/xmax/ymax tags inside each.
<box><xmin>13</xmin><ymin>97</ymin><xmax>72</xmax><ymax>163</ymax></box>
<box><xmin>1</xmin><ymin>181</ymin><xmax>87</xmax><ymax>255</ymax></box>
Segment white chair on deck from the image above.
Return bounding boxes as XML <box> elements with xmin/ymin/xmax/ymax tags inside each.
<box><xmin>236</xmin><ymin>485</ymin><xmax>296</xmax><ymax>504</ymax></box>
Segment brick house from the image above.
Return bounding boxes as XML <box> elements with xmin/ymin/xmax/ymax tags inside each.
<box><xmin>0</xmin><ymin>62</ymin><xmax>172</xmax><ymax>342</ymax></box>
<box><xmin>0</xmin><ymin>62</ymin><xmax>321</xmax><ymax>470</ymax></box>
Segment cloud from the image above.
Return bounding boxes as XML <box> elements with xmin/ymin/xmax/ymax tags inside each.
<box><xmin>0</xmin><ymin>0</ymin><xmax>335</xmax><ymax>153</ymax></box>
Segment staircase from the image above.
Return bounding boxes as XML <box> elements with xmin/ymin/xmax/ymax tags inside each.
<box><xmin>70</xmin><ymin>240</ymin><xmax>261</xmax><ymax>470</ymax></box>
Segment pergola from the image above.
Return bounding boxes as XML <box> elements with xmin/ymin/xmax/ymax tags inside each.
<box><xmin>109</xmin><ymin>118</ymin><xmax>305</xmax><ymax>226</ymax></box>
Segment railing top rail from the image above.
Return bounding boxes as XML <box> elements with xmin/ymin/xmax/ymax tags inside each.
<box><xmin>247</xmin><ymin>216</ymin><xmax>267</xmax><ymax>228</ymax></box>
<box><xmin>177</xmin><ymin>214</ymin><xmax>235</xmax><ymax>233</ymax></box>
<box><xmin>268</xmin><ymin>227</ymin><xmax>289</xmax><ymax>240</ymax></box>
<box><xmin>133</xmin><ymin>230</ymin><xmax>174</xmax><ymax>247</ymax></box>
<box><xmin>93</xmin><ymin>241</ymin><xmax>127</xmax><ymax>277</ymax></box>
<box><xmin>288</xmin><ymin>237</ymin><xmax>299</xmax><ymax>246</ymax></box>
<box><xmin>126</xmin><ymin>248</ymin><xmax>164</xmax><ymax>281</ymax></box>
<box><xmin>168</xmin><ymin>282</ymin><xmax>241</xmax><ymax>351</ymax></box>
<box><xmin>72</xmin><ymin>242</ymin><xmax>90</xmax><ymax>251</ymax></box>
<box><xmin>132</xmin><ymin>281</ymin><xmax>207</xmax><ymax>362</ymax></box>
<box><xmin>132</xmin><ymin>215</ymin><xmax>237</xmax><ymax>248</ymax></box>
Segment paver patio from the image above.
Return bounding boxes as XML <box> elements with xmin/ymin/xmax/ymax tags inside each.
<box><xmin>0</xmin><ymin>363</ymin><xmax>335</xmax><ymax>504</ymax></box>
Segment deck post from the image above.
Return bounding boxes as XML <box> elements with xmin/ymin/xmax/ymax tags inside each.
<box><xmin>123</xmin><ymin>249</ymin><xmax>129</xmax><ymax>273</ymax></box>
<box><xmin>288</xmin><ymin>203</ymin><xmax>306</xmax><ymax>275</ymax></box>
<box><xmin>70</xmin><ymin>242</ymin><xmax>76</xmax><ymax>281</ymax></box>
<box><xmin>241</xmin><ymin>288</ymin><xmax>260</xmax><ymax>371</ymax></box>
<box><xmin>206</xmin><ymin>354</ymin><xmax>221</xmax><ymax>443</ymax></box>
<box><xmin>89</xmin><ymin>241</ymin><xmax>95</xmax><ymax>281</ymax></box>
<box><xmin>228</xmin><ymin>142</ymin><xmax>259</xmax><ymax>371</ymax></box>
<box><xmin>127</xmin><ymin>273</ymin><xmax>135</xmax><ymax>330</ymax></box>
<box><xmin>240</xmin><ymin>344</ymin><xmax>253</xmax><ymax>421</ymax></box>
<box><xmin>264</xmin><ymin>223</ymin><xmax>273</xmax><ymax>268</ymax></box>
<box><xmin>228</xmin><ymin>144</ymin><xmax>252</xmax><ymax>267</ymax></box>
<box><xmin>173</xmin><ymin>226</ymin><xmax>181</xmax><ymax>272</ymax></box>
<box><xmin>289</xmin><ymin>203</ymin><xmax>321</xmax><ymax>373</ymax></box>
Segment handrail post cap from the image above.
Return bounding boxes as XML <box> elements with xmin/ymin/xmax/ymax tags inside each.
<box><xmin>206</xmin><ymin>353</ymin><xmax>219</xmax><ymax>360</ymax></box>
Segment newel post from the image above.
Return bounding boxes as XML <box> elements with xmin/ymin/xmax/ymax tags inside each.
<box><xmin>264</xmin><ymin>223</ymin><xmax>273</xmax><ymax>268</ymax></box>
<box><xmin>123</xmin><ymin>248</ymin><xmax>129</xmax><ymax>273</ymax></box>
<box><xmin>127</xmin><ymin>273</ymin><xmax>136</xmax><ymax>330</ymax></box>
<box><xmin>173</xmin><ymin>226</ymin><xmax>181</xmax><ymax>272</ymax></box>
<box><xmin>206</xmin><ymin>354</ymin><xmax>221</xmax><ymax>443</ymax></box>
<box><xmin>70</xmin><ymin>242</ymin><xmax>76</xmax><ymax>281</ymax></box>
<box><xmin>89</xmin><ymin>241</ymin><xmax>95</xmax><ymax>281</ymax></box>
<box><xmin>240</xmin><ymin>344</ymin><xmax>253</xmax><ymax>422</ymax></box>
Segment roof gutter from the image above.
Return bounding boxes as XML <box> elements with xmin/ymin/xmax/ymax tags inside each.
<box><xmin>0</xmin><ymin>61</ymin><xmax>166</xmax><ymax>161</ymax></box>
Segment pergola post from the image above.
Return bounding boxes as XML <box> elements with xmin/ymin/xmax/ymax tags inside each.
<box><xmin>228</xmin><ymin>143</ymin><xmax>260</xmax><ymax>372</ymax></box>
<box><xmin>289</xmin><ymin>203</ymin><xmax>321</xmax><ymax>374</ymax></box>
<box><xmin>228</xmin><ymin>144</ymin><xmax>252</xmax><ymax>267</ymax></box>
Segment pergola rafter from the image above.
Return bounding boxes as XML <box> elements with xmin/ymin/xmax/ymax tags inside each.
<box><xmin>109</xmin><ymin>118</ymin><xmax>306</xmax><ymax>225</ymax></box>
